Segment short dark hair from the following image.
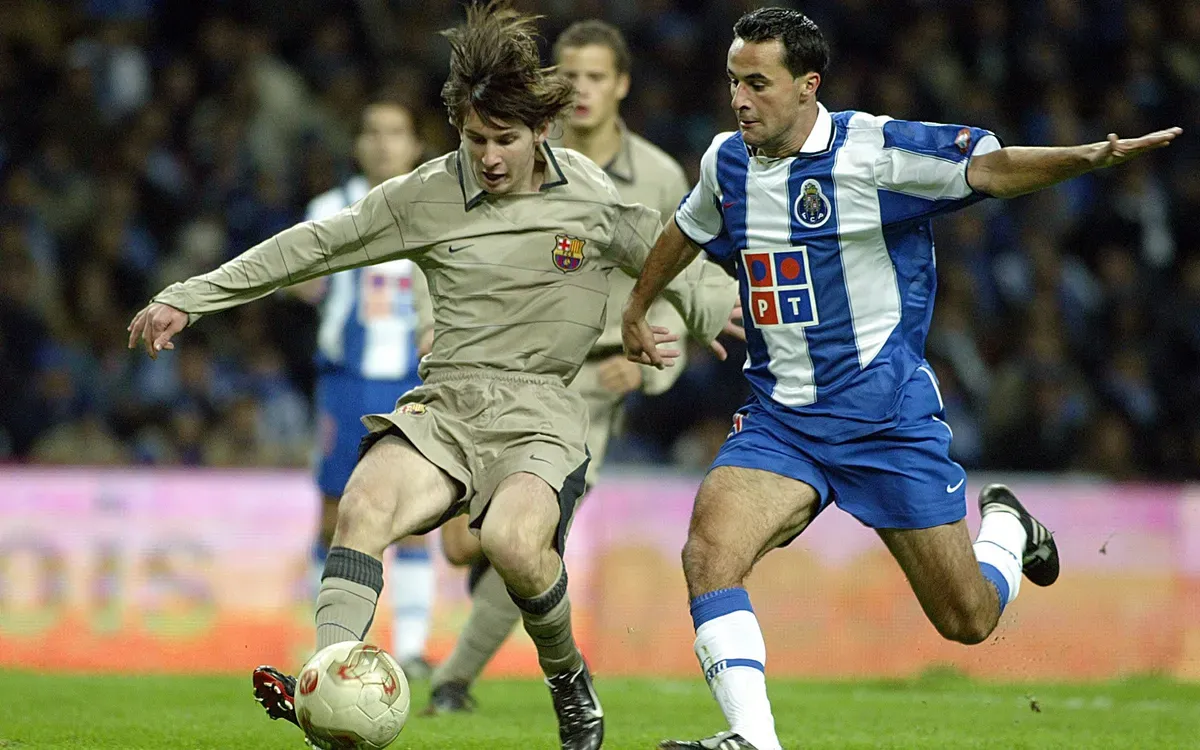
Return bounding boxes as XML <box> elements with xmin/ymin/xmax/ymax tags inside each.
<box><xmin>439</xmin><ymin>0</ymin><xmax>575</xmax><ymax>131</ymax></box>
<box><xmin>733</xmin><ymin>7</ymin><xmax>830</xmax><ymax>79</ymax></box>
<box><xmin>361</xmin><ymin>93</ymin><xmax>420</xmax><ymax>134</ymax></box>
<box><xmin>552</xmin><ymin>19</ymin><xmax>632</xmax><ymax>76</ymax></box>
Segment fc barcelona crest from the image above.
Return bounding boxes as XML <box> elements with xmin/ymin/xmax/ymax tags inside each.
<box><xmin>552</xmin><ymin>234</ymin><xmax>586</xmax><ymax>273</ymax></box>
<box><xmin>793</xmin><ymin>178</ymin><xmax>831</xmax><ymax>229</ymax></box>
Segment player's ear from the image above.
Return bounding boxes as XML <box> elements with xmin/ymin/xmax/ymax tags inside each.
<box><xmin>533</xmin><ymin>120</ymin><xmax>551</xmax><ymax>146</ymax></box>
<box><xmin>801</xmin><ymin>72</ymin><xmax>821</xmax><ymax>99</ymax></box>
<box><xmin>615</xmin><ymin>73</ymin><xmax>630</xmax><ymax>102</ymax></box>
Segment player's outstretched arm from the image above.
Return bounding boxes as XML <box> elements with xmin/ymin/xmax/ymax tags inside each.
<box><xmin>967</xmin><ymin>127</ymin><xmax>1182</xmax><ymax>199</ymax></box>
<box><xmin>126</xmin><ymin>179</ymin><xmax>419</xmax><ymax>360</ymax></box>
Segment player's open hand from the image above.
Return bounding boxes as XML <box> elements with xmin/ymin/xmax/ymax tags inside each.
<box><xmin>622</xmin><ymin>314</ymin><xmax>681</xmax><ymax>370</ymax></box>
<box><xmin>1094</xmin><ymin>127</ymin><xmax>1182</xmax><ymax>168</ymax></box>
<box><xmin>708</xmin><ymin>301</ymin><xmax>746</xmax><ymax>361</ymax></box>
<box><xmin>127</xmin><ymin>302</ymin><xmax>188</xmax><ymax>360</ymax></box>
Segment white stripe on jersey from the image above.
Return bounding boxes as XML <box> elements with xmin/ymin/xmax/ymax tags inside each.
<box><xmin>833</xmin><ymin>115</ymin><xmax>902</xmax><ymax>370</ymax></box>
<box><xmin>744</xmin><ymin>160</ymin><xmax>817</xmax><ymax>406</ymax></box>
<box><xmin>875</xmin><ymin>130</ymin><xmax>1001</xmax><ymax>200</ymax></box>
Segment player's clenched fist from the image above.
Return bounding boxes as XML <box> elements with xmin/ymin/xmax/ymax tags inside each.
<box><xmin>127</xmin><ymin>302</ymin><xmax>188</xmax><ymax>359</ymax></box>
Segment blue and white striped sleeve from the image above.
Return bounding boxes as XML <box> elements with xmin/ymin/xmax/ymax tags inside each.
<box><xmin>674</xmin><ymin>133</ymin><xmax>732</xmax><ymax>252</ymax></box>
<box><xmin>873</xmin><ymin>119</ymin><xmax>1001</xmax><ymax>225</ymax></box>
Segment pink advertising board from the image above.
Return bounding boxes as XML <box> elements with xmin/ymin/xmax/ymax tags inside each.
<box><xmin>0</xmin><ymin>468</ymin><xmax>1197</xmax><ymax>680</ymax></box>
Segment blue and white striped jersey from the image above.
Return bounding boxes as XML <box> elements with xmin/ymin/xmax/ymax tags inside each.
<box><xmin>676</xmin><ymin>103</ymin><xmax>1000</xmax><ymax>440</ymax></box>
<box><xmin>306</xmin><ymin>177</ymin><xmax>422</xmax><ymax>381</ymax></box>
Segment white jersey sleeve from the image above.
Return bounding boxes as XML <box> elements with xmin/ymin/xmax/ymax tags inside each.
<box><xmin>674</xmin><ymin>132</ymin><xmax>736</xmax><ymax>248</ymax></box>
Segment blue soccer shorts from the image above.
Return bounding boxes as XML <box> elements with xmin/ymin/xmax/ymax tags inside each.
<box><xmin>710</xmin><ymin>365</ymin><xmax>967</xmax><ymax>531</ymax></box>
<box><xmin>314</xmin><ymin>368</ymin><xmax>422</xmax><ymax>498</ymax></box>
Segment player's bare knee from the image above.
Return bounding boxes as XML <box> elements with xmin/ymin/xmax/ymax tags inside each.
<box><xmin>333</xmin><ymin>485</ymin><xmax>395</xmax><ymax>556</ymax></box>
<box><xmin>478</xmin><ymin>515</ymin><xmax>541</xmax><ymax>582</ymax></box>
<box><xmin>681</xmin><ymin>531</ymin><xmax>748</xmax><ymax>594</ymax></box>
<box><xmin>932</xmin><ymin>605</ymin><xmax>997</xmax><ymax>645</ymax></box>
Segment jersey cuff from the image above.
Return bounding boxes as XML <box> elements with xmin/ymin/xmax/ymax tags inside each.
<box><xmin>675</xmin><ymin>213</ymin><xmax>720</xmax><ymax>250</ymax></box>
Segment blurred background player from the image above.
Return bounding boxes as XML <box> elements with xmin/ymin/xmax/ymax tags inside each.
<box><xmin>424</xmin><ymin>18</ymin><xmax>695</xmax><ymax>714</ymax></box>
<box><xmin>297</xmin><ymin>96</ymin><xmax>437</xmax><ymax>678</ymax></box>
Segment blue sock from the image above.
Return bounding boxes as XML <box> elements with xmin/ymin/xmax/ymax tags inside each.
<box><xmin>978</xmin><ymin>562</ymin><xmax>1010</xmax><ymax>615</ymax></box>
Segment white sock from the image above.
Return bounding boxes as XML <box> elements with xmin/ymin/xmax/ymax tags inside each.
<box><xmin>389</xmin><ymin>544</ymin><xmax>435</xmax><ymax>662</ymax></box>
<box><xmin>973</xmin><ymin>508</ymin><xmax>1026</xmax><ymax>608</ymax></box>
<box><xmin>691</xmin><ymin>589</ymin><xmax>781</xmax><ymax>750</ymax></box>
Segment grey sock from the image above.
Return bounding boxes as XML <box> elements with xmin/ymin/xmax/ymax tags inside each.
<box><xmin>508</xmin><ymin>562</ymin><xmax>583</xmax><ymax>676</ymax></box>
<box><xmin>433</xmin><ymin>566</ymin><xmax>521</xmax><ymax>688</ymax></box>
<box><xmin>316</xmin><ymin>546</ymin><xmax>383</xmax><ymax>651</ymax></box>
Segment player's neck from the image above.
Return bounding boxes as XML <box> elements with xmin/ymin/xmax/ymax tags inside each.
<box><xmin>761</xmin><ymin>101</ymin><xmax>820</xmax><ymax>159</ymax></box>
<box><xmin>562</xmin><ymin>118</ymin><xmax>622</xmax><ymax>170</ymax></box>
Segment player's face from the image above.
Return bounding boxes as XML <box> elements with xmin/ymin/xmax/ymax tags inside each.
<box><xmin>727</xmin><ymin>37</ymin><xmax>819</xmax><ymax>156</ymax></box>
<box><xmin>355</xmin><ymin>104</ymin><xmax>421</xmax><ymax>185</ymax></box>
<box><xmin>461</xmin><ymin>109</ymin><xmax>549</xmax><ymax>195</ymax></box>
<box><xmin>557</xmin><ymin>44</ymin><xmax>630</xmax><ymax>132</ymax></box>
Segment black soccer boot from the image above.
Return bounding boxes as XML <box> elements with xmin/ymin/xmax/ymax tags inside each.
<box><xmin>420</xmin><ymin>680</ymin><xmax>478</xmax><ymax>716</ymax></box>
<box><xmin>545</xmin><ymin>663</ymin><xmax>604</xmax><ymax>750</ymax></box>
<box><xmin>659</xmin><ymin>731</ymin><xmax>760</xmax><ymax>749</ymax></box>
<box><xmin>979</xmin><ymin>483</ymin><xmax>1060</xmax><ymax>586</ymax></box>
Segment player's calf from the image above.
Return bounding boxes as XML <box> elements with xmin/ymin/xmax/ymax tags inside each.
<box><xmin>878</xmin><ymin>520</ymin><xmax>1004</xmax><ymax>646</ymax></box>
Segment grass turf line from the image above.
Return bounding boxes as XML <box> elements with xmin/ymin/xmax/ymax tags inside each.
<box><xmin>1</xmin><ymin>671</ymin><xmax>1198</xmax><ymax>749</ymax></box>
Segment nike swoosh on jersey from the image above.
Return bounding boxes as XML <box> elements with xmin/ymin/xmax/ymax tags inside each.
<box><xmin>946</xmin><ymin>477</ymin><xmax>966</xmax><ymax>493</ymax></box>
<box><xmin>448</xmin><ymin>244</ymin><xmax>474</xmax><ymax>253</ymax></box>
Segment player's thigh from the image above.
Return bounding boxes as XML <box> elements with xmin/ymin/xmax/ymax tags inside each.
<box><xmin>876</xmin><ymin>520</ymin><xmax>995</xmax><ymax>629</ymax></box>
<box><xmin>685</xmin><ymin>466</ymin><xmax>822</xmax><ymax>589</ymax></box>
<box><xmin>336</xmin><ymin>433</ymin><xmax>460</xmax><ymax>551</ymax></box>
<box><xmin>440</xmin><ymin>513</ymin><xmax>482</xmax><ymax>566</ymax></box>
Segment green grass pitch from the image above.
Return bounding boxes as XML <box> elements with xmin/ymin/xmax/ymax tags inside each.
<box><xmin>1</xmin><ymin>670</ymin><xmax>1198</xmax><ymax>749</ymax></box>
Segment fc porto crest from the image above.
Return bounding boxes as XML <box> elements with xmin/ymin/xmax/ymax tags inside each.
<box><xmin>553</xmin><ymin>234</ymin><xmax>586</xmax><ymax>272</ymax></box>
<box><xmin>954</xmin><ymin>127</ymin><xmax>972</xmax><ymax>153</ymax></box>
<box><xmin>793</xmin><ymin>179</ymin><xmax>831</xmax><ymax>229</ymax></box>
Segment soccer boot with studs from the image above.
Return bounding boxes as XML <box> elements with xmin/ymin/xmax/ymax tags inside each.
<box><xmin>659</xmin><ymin>730</ymin><xmax>760</xmax><ymax>749</ymax></box>
<box><xmin>546</xmin><ymin>662</ymin><xmax>604</xmax><ymax>750</ymax></box>
<box><xmin>979</xmin><ymin>483</ymin><xmax>1060</xmax><ymax>586</ymax></box>
<box><xmin>252</xmin><ymin>665</ymin><xmax>299</xmax><ymax>727</ymax></box>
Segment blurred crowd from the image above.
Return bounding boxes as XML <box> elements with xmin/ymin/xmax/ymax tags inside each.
<box><xmin>0</xmin><ymin>0</ymin><xmax>1197</xmax><ymax>479</ymax></box>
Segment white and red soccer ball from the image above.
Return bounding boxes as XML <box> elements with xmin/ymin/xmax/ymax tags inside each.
<box><xmin>294</xmin><ymin>641</ymin><xmax>411</xmax><ymax>750</ymax></box>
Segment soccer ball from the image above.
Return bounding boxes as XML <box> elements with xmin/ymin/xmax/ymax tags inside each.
<box><xmin>294</xmin><ymin>641</ymin><xmax>411</xmax><ymax>750</ymax></box>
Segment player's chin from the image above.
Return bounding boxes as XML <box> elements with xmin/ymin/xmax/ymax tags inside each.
<box><xmin>739</xmin><ymin>123</ymin><xmax>765</xmax><ymax>144</ymax></box>
<box><xmin>569</xmin><ymin>114</ymin><xmax>598</xmax><ymax>129</ymax></box>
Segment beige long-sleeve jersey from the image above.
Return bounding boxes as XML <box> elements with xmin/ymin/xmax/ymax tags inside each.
<box><xmin>153</xmin><ymin>143</ymin><xmax>734</xmax><ymax>388</ymax></box>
